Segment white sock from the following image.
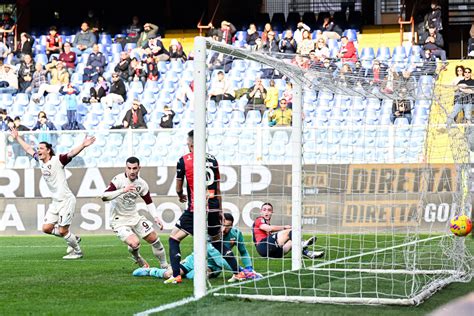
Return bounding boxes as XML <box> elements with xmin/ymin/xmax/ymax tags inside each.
<box><xmin>128</xmin><ymin>245</ymin><xmax>140</xmax><ymax>260</ymax></box>
<box><xmin>64</xmin><ymin>232</ymin><xmax>81</xmax><ymax>252</ymax></box>
<box><xmin>151</xmin><ymin>239</ymin><xmax>167</xmax><ymax>265</ymax></box>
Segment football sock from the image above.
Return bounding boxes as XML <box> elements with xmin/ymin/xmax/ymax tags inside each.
<box><xmin>150</xmin><ymin>268</ymin><xmax>166</xmax><ymax>279</ymax></box>
<box><xmin>288</xmin><ymin>230</ymin><xmax>292</xmax><ymax>240</ymax></box>
<box><xmin>64</xmin><ymin>232</ymin><xmax>80</xmax><ymax>252</ymax></box>
<box><xmin>211</xmin><ymin>240</ymin><xmax>239</xmax><ymax>273</ymax></box>
<box><xmin>128</xmin><ymin>245</ymin><xmax>140</xmax><ymax>260</ymax></box>
<box><xmin>151</xmin><ymin>239</ymin><xmax>167</xmax><ymax>265</ymax></box>
<box><xmin>169</xmin><ymin>238</ymin><xmax>181</xmax><ymax>278</ymax></box>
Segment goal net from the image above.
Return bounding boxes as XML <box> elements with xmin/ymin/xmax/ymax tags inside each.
<box><xmin>192</xmin><ymin>37</ymin><xmax>473</xmax><ymax>306</ymax></box>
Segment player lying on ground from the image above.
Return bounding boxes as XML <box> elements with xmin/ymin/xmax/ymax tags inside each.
<box><xmin>10</xmin><ymin>127</ymin><xmax>95</xmax><ymax>259</ymax></box>
<box><xmin>253</xmin><ymin>202</ymin><xmax>325</xmax><ymax>259</ymax></box>
<box><xmin>133</xmin><ymin>243</ymin><xmax>262</xmax><ymax>280</ymax></box>
<box><xmin>101</xmin><ymin>156</ymin><xmax>168</xmax><ymax>269</ymax></box>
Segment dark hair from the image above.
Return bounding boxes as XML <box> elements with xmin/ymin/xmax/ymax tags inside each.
<box><xmin>126</xmin><ymin>156</ymin><xmax>140</xmax><ymax>165</ymax></box>
<box><xmin>465</xmin><ymin>67</ymin><xmax>472</xmax><ymax>73</ymax></box>
<box><xmin>261</xmin><ymin>202</ymin><xmax>273</xmax><ymax>209</ymax></box>
<box><xmin>188</xmin><ymin>130</ymin><xmax>194</xmax><ymax>138</ymax></box>
<box><xmin>39</xmin><ymin>142</ymin><xmax>55</xmax><ymax>156</ymax></box>
<box><xmin>223</xmin><ymin>213</ymin><xmax>234</xmax><ymax>223</ymax></box>
<box><xmin>455</xmin><ymin>65</ymin><xmax>465</xmax><ymax>76</ymax></box>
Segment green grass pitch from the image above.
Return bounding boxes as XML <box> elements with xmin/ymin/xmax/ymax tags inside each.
<box><xmin>0</xmin><ymin>234</ymin><xmax>472</xmax><ymax>315</ymax></box>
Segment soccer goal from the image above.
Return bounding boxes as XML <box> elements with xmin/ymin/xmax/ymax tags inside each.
<box><xmin>191</xmin><ymin>36</ymin><xmax>473</xmax><ymax>306</ymax></box>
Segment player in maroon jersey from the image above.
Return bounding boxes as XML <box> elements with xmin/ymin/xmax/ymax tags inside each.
<box><xmin>166</xmin><ymin>130</ymin><xmax>245</xmax><ymax>284</ymax></box>
<box><xmin>253</xmin><ymin>202</ymin><xmax>324</xmax><ymax>259</ymax></box>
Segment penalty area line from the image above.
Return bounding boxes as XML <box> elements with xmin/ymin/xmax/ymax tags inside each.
<box><xmin>135</xmin><ymin>296</ymin><xmax>200</xmax><ymax>316</ymax></box>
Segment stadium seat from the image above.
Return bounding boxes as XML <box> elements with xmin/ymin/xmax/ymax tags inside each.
<box><xmin>124</xmin><ymin>43</ymin><xmax>137</xmax><ymax>52</ymax></box>
<box><xmin>128</xmin><ymin>81</ymin><xmax>144</xmax><ymax>95</ymax></box>
<box><xmin>359</xmin><ymin>47</ymin><xmax>375</xmax><ymax>61</ymax></box>
<box><xmin>245</xmin><ymin>110</ymin><xmax>262</xmax><ymax>127</ymax></box>
<box><xmin>0</xmin><ymin>93</ymin><xmax>14</xmax><ymax>106</ymax></box>
<box><xmin>342</xmin><ymin>29</ymin><xmax>358</xmax><ymax>42</ymax></box>
<box><xmin>376</xmin><ymin>47</ymin><xmax>391</xmax><ymax>63</ymax></box>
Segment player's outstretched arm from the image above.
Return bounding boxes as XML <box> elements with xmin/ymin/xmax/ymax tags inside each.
<box><xmin>67</xmin><ymin>135</ymin><xmax>96</xmax><ymax>159</ymax></box>
<box><xmin>10</xmin><ymin>127</ymin><xmax>35</xmax><ymax>157</ymax></box>
<box><xmin>260</xmin><ymin>223</ymin><xmax>291</xmax><ymax>233</ymax></box>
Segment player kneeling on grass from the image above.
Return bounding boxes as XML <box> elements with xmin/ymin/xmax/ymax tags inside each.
<box><xmin>253</xmin><ymin>202</ymin><xmax>324</xmax><ymax>259</ymax></box>
<box><xmin>101</xmin><ymin>157</ymin><xmax>168</xmax><ymax>269</ymax></box>
<box><xmin>10</xmin><ymin>127</ymin><xmax>95</xmax><ymax>259</ymax></box>
<box><xmin>223</xmin><ymin>213</ymin><xmax>257</xmax><ymax>273</ymax></box>
<box><xmin>133</xmin><ymin>243</ymin><xmax>262</xmax><ymax>281</ymax></box>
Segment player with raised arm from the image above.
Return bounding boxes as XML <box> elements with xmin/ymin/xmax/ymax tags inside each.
<box><xmin>166</xmin><ymin>130</ymin><xmax>244</xmax><ymax>284</ymax></box>
<box><xmin>253</xmin><ymin>202</ymin><xmax>324</xmax><ymax>259</ymax></box>
<box><xmin>101</xmin><ymin>156</ymin><xmax>168</xmax><ymax>269</ymax></box>
<box><xmin>10</xmin><ymin>128</ymin><xmax>95</xmax><ymax>259</ymax></box>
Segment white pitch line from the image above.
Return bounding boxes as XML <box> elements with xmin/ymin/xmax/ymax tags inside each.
<box><xmin>0</xmin><ymin>244</ymin><xmax>118</xmax><ymax>248</ymax></box>
<box><xmin>134</xmin><ymin>296</ymin><xmax>200</xmax><ymax>316</ymax></box>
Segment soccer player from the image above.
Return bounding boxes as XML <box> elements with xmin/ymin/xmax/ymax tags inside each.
<box><xmin>253</xmin><ymin>202</ymin><xmax>324</xmax><ymax>259</ymax></box>
<box><xmin>101</xmin><ymin>156</ymin><xmax>168</xmax><ymax>269</ymax></box>
<box><xmin>167</xmin><ymin>130</ymin><xmax>243</xmax><ymax>284</ymax></box>
<box><xmin>10</xmin><ymin>128</ymin><xmax>95</xmax><ymax>259</ymax></box>
<box><xmin>222</xmin><ymin>213</ymin><xmax>254</xmax><ymax>271</ymax></box>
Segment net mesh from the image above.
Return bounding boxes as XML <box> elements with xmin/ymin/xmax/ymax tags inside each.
<box><xmin>199</xmin><ymin>39</ymin><xmax>473</xmax><ymax>305</ymax></box>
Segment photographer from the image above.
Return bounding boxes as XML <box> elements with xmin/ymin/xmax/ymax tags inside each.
<box><xmin>390</xmin><ymin>94</ymin><xmax>412</xmax><ymax>124</ymax></box>
<box><xmin>245</xmin><ymin>78</ymin><xmax>267</xmax><ymax>117</ymax></box>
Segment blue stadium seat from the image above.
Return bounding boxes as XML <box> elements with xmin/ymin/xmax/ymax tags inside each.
<box><xmin>359</xmin><ymin>47</ymin><xmax>375</xmax><ymax>61</ymax></box>
<box><xmin>392</xmin><ymin>46</ymin><xmax>407</xmax><ymax>58</ymax></box>
<box><xmin>170</xmin><ymin>60</ymin><xmax>184</xmax><ymax>73</ymax></box>
<box><xmin>0</xmin><ymin>93</ymin><xmax>14</xmax><ymax>106</ymax></box>
<box><xmin>342</xmin><ymin>29</ymin><xmax>358</xmax><ymax>42</ymax></box>
<box><xmin>124</xmin><ymin>43</ymin><xmax>137</xmax><ymax>51</ymax></box>
<box><xmin>376</xmin><ymin>47</ymin><xmax>391</xmax><ymax>62</ymax></box>
<box><xmin>245</xmin><ymin>110</ymin><xmax>262</xmax><ymax>127</ymax></box>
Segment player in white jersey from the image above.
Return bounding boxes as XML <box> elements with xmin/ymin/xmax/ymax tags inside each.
<box><xmin>101</xmin><ymin>156</ymin><xmax>168</xmax><ymax>269</ymax></box>
<box><xmin>10</xmin><ymin>128</ymin><xmax>96</xmax><ymax>259</ymax></box>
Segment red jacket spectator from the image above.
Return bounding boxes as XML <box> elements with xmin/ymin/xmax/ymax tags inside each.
<box><xmin>337</xmin><ymin>36</ymin><xmax>358</xmax><ymax>63</ymax></box>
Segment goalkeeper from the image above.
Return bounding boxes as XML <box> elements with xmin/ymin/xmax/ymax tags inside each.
<box><xmin>222</xmin><ymin>213</ymin><xmax>255</xmax><ymax>272</ymax></box>
<box><xmin>132</xmin><ymin>243</ymin><xmax>261</xmax><ymax>280</ymax></box>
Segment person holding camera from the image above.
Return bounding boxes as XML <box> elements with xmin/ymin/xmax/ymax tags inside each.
<box><xmin>245</xmin><ymin>78</ymin><xmax>267</xmax><ymax>117</ymax></box>
<box><xmin>390</xmin><ymin>95</ymin><xmax>412</xmax><ymax>124</ymax></box>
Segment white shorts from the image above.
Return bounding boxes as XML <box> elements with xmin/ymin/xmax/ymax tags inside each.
<box><xmin>44</xmin><ymin>196</ymin><xmax>77</xmax><ymax>227</ymax></box>
<box><xmin>112</xmin><ymin>216</ymin><xmax>155</xmax><ymax>242</ymax></box>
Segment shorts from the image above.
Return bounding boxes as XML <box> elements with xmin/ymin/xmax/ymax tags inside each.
<box><xmin>175</xmin><ymin>209</ymin><xmax>222</xmax><ymax>237</ymax></box>
<box><xmin>44</xmin><ymin>196</ymin><xmax>76</xmax><ymax>227</ymax></box>
<box><xmin>112</xmin><ymin>216</ymin><xmax>154</xmax><ymax>242</ymax></box>
<box><xmin>256</xmin><ymin>233</ymin><xmax>284</xmax><ymax>258</ymax></box>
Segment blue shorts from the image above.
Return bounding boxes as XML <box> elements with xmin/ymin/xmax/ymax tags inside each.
<box><xmin>256</xmin><ymin>233</ymin><xmax>284</xmax><ymax>258</ymax></box>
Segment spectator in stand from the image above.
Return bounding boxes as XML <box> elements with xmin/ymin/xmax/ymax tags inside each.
<box><xmin>59</xmin><ymin>42</ymin><xmax>77</xmax><ymax>76</ymax></box>
<box><xmin>321</xmin><ymin>58</ymin><xmax>337</xmax><ymax>75</ymax></box>
<box><xmin>145</xmin><ymin>36</ymin><xmax>170</xmax><ymax>62</ymax></box>
<box><xmin>144</xmin><ymin>54</ymin><xmax>159</xmax><ymax>82</ymax></box>
<box><xmin>447</xmin><ymin>67</ymin><xmax>474</xmax><ymax>125</ymax></box>
<box><xmin>262</xmin><ymin>30</ymin><xmax>279</xmax><ymax>53</ymax></box>
<box><xmin>177</xmin><ymin>80</ymin><xmax>194</xmax><ymax>109</ymax></box>
<box><xmin>17</xmin><ymin>54</ymin><xmax>35</xmax><ymax>93</ymax></box>
<box><xmin>169</xmin><ymin>39</ymin><xmax>187</xmax><ymax>62</ymax></box>
<box><xmin>337</xmin><ymin>63</ymin><xmax>353</xmax><ymax>87</ymax></box>
<box><xmin>364</xmin><ymin>59</ymin><xmax>387</xmax><ymax>89</ymax></box>
<box><xmin>293</xmin><ymin>22</ymin><xmax>311</xmax><ymax>44</ymax></box>
<box><xmin>11</xmin><ymin>32</ymin><xmax>33</xmax><ymax>63</ymax></box>
<box><xmin>160</xmin><ymin>105</ymin><xmax>175</xmax><ymax>128</ymax></box>
<box><xmin>84</xmin><ymin>9</ymin><xmax>101</xmax><ymax>41</ymax></box>
<box><xmin>279</xmin><ymin>30</ymin><xmax>297</xmax><ymax>54</ymax></box>
<box><xmin>415</xmin><ymin>49</ymin><xmax>438</xmax><ymax>79</ymax></box>
<box><xmin>261</xmin><ymin>23</ymin><xmax>273</xmax><ymax>45</ymax></box>
<box><xmin>313</xmin><ymin>38</ymin><xmax>330</xmax><ymax>62</ymax></box>
<box><xmin>390</xmin><ymin>96</ymin><xmax>412</xmax><ymax>124</ymax></box>
<box><xmin>33</xmin><ymin>60</ymin><xmax>69</xmax><ymax>103</ymax></box>
<box><xmin>452</xmin><ymin>65</ymin><xmax>466</xmax><ymax>86</ymax></box>
<box><xmin>25</xmin><ymin>62</ymin><xmax>47</xmax><ymax>95</ymax></box>
<box><xmin>45</xmin><ymin>26</ymin><xmax>62</xmax><ymax>60</ymax></box>
<box><xmin>396</xmin><ymin>69</ymin><xmax>418</xmax><ymax>98</ymax></box>
<box><xmin>72</xmin><ymin>22</ymin><xmax>96</xmax><ymax>56</ymax></box>
<box><xmin>0</xmin><ymin>12</ymin><xmax>15</xmax><ymax>49</ymax></box>
<box><xmin>8</xmin><ymin>116</ymin><xmax>30</xmax><ymax>158</ymax></box>
<box><xmin>117</xmin><ymin>15</ymin><xmax>142</xmax><ymax>50</ymax></box>
<box><xmin>206</xmin><ymin>34</ymin><xmax>233</xmax><ymax>72</ymax></box>
<box><xmin>59</xmin><ymin>83</ymin><xmax>84</xmax><ymax>130</ymax></box>
<box><xmin>82</xmin><ymin>43</ymin><xmax>107</xmax><ymax>83</ymax></box>
<box><xmin>264</xmin><ymin>79</ymin><xmax>279</xmax><ymax>110</ymax></box>
<box><xmin>209</xmin><ymin>70</ymin><xmax>234</xmax><ymax>103</ymax></box>
<box><xmin>136</xmin><ymin>23</ymin><xmax>159</xmax><ymax>49</ymax></box>
<box><xmin>468</xmin><ymin>24</ymin><xmax>474</xmax><ymax>58</ymax></box>
<box><xmin>87</xmin><ymin>75</ymin><xmax>109</xmax><ymax>104</ymax></box>
<box><xmin>296</xmin><ymin>29</ymin><xmax>315</xmax><ymax>57</ymax></box>
<box><xmin>245</xmin><ymin>78</ymin><xmax>267</xmax><ymax>116</ymax></box>
<box><xmin>101</xmin><ymin>72</ymin><xmax>127</xmax><ymax>108</ymax></box>
<box><xmin>123</xmin><ymin>99</ymin><xmax>148</xmax><ymax>129</ymax></box>
<box><xmin>0</xmin><ymin>108</ymin><xmax>11</xmax><ymax>131</ymax></box>
<box><xmin>0</xmin><ymin>63</ymin><xmax>18</xmax><ymax>94</ymax></box>
<box><xmin>318</xmin><ymin>16</ymin><xmax>342</xmax><ymax>40</ymax></box>
<box><xmin>245</xmin><ymin>23</ymin><xmax>260</xmax><ymax>50</ymax></box>
<box><xmin>0</xmin><ymin>40</ymin><xmax>9</xmax><ymax>60</ymax></box>
<box><xmin>424</xmin><ymin>1</ymin><xmax>443</xmax><ymax>32</ymax></box>
<box><xmin>32</xmin><ymin>111</ymin><xmax>57</xmax><ymax>144</ymax></box>
<box><xmin>268</xmin><ymin>98</ymin><xmax>292</xmax><ymax>126</ymax></box>
<box><xmin>337</xmin><ymin>35</ymin><xmax>357</xmax><ymax>65</ymax></box>
<box><xmin>128</xmin><ymin>57</ymin><xmax>147</xmax><ymax>85</ymax></box>
<box><xmin>13</xmin><ymin>116</ymin><xmax>29</xmax><ymax>131</ymax></box>
<box><xmin>114</xmin><ymin>51</ymin><xmax>131</xmax><ymax>81</ymax></box>
<box><xmin>282</xmin><ymin>81</ymin><xmax>294</xmax><ymax>108</ymax></box>
<box><xmin>421</xmin><ymin>25</ymin><xmax>447</xmax><ymax>69</ymax></box>
<box><xmin>209</xmin><ymin>20</ymin><xmax>236</xmax><ymax>45</ymax></box>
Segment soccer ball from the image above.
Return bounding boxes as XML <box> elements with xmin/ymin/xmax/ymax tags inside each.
<box><xmin>449</xmin><ymin>215</ymin><xmax>473</xmax><ymax>237</ymax></box>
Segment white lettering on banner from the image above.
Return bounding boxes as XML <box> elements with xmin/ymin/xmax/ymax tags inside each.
<box><xmin>423</xmin><ymin>203</ymin><xmax>469</xmax><ymax>223</ymax></box>
<box><xmin>80</xmin><ymin>203</ymin><xmax>103</xmax><ymax>230</ymax></box>
<box><xmin>25</xmin><ymin>169</ymin><xmax>35</xmax><ymax>197</ymax></box>
<box><xmin>0</xmin><ymin>169</ymin><xmax>20</xmax><ymax>197</ymax></box>
<box><xmin>241</xmin><ymin>166</ymin><xmax>271</xmax><ymax>195</ymax></box>
<box><xmin>0</xmin><ymin>204</ymin><xmax>25</xmax><ymax>231</ymax></box>
<box><xmin>167</xmin><ymin>176</ymin><xmax>177</xmax><ymax>196</ymax></box>
<box><xmin>104</xmin><ymin>203</ymin><xmax>112</xmax><ymax>229</ymax></box>
<box><xmin>155</xmin><ymin>167</ymin><xmax>168</xmax><ymax>186</ymax></box>
<box><xmin>77</xmin><ymin>168</ymin><xmax>107</xmax><ymax>197</ymax></box>
<box><xmin>220</xmin><ymin>166</ymin><xmax>237</xmax><ymax>192</ymax></box>
<box><xmin>242</xmin><ymin>201</ymin><xmax>264</xmax><ymax>227</ymax></box>
<box><xmin>37</xmin><ymin>204</ymin><xmax>46</xmax><ymax>230</ymax></box>
<box><xmin>156</xmin><ymin>202</ymin><xmax>182</xmax><ymax>230</ymax></box>
<box><xmin>222</xmin><ymin>202</ymin><xmax>240</xmax><ymax>225</ymax></box>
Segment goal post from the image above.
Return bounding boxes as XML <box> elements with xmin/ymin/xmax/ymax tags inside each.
<box><xmin>192</xmin><ymin>36</ymin><xmax>473</xmax><ymax>305</ymax></box>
